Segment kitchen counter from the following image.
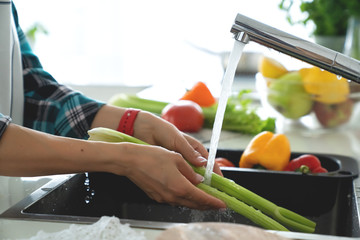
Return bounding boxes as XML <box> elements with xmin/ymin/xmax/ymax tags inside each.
<box><xmin>1</xmin><ymin>125</ymin><xmax>360</xmax><ymax>239</ymax></box>
<box><xmin>1</xmin><ymin>79</ymin><xmax>360</xmax><ymax>239</ymax></box>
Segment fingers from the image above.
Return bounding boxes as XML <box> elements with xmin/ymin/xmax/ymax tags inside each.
<box><xmin>175</xmin><ymin>157</ymin><xmax>226</xmax><ymax>209</ymax></box>
<box><xmin>175</xmin><ymin>134</ymin><xmax>208</xmax><ymax>166</ymax></box>
<box><xmin>183</xmin><ymin>134</ymin><xmax>209</xmax><ymax>159</ymax></box>
<box><xmin>172</xmin><ymin>184</ymin><xmax>227</xmax><ymax>210</ymax></box>
<box><xmin>178</xmin><ymin>134</ymin><xmax>224</xmax><ymax>177</ymax></box>
<box><xmin>128</xmin><ymin>149</ymin><xmax>226</xmax><ymax>210</ymax></box>
<box><xmin>146</xmin><ymin>175</ymin><xmax>226</xmax><ymax>210</ymax></box>
<box><xmin>176</xmin><ymin>154</ymin><xmax>204</xmax><ymax>185</ymax></box>
<box><xmin>212</xmin><ymin>162</ymin><xmax>224</xmax><ymax>177</ymax></box>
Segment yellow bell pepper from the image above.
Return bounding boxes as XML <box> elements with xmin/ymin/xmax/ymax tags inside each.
<box><xmin>239</xmin><ymin>131</ymin><xmax>291</xmax><ymax>171</ymax></box>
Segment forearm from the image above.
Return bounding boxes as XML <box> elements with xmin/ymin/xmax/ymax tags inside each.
<box><xmin>90</xmin><ymin>105</ymin><xmax>152</xmax><ymax>142</ymax></box>
<box><xmin>0</xmin><ymin>104</ymin><xmax>150</xmax><ymax>177</ymax></box>
<box><xmin>0</xmin><ymin>124</ymin><xmax>121</xmax><ymax>177</ymax></box>
<box><xmin>90</xmin><ymin>104</ymin><xmax>127</xmax><ymax>130</ymax></box>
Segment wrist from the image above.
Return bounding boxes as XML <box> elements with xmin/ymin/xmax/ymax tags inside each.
<box><xmin>117</xmin><ymin>108</ymin><xmax>140</xmax><ymax>136</ymax></box>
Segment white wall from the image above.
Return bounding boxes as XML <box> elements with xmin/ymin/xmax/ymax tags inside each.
<box><xmin>14</xmin><ymin>0</ymin><xmax>310</xmax><ymax>88</ymax></box>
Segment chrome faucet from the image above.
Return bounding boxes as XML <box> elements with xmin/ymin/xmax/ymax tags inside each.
<box><xmin>231</xmin><ymin>13</ymin><xmax>360</xmax><ymax>84</ymax></box>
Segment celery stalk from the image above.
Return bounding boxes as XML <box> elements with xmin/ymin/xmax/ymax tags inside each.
<box><xmin>193</xmin><ymin>166</ymin><xmax>316</xmax><ymax>233</ymax></box>
<box><xmin>87</xmin><ymin>127</ymin><xmax>147</xmax><ymax>144</ymax></box>
<box><xmin>87</xmin><ymin>127</ymin><xmax>315</xmax><ymax>233</ymax></box>
<box><xmin>197</xmin><ymin>183</ymin><xmax>288</xmax><ymax>231</ymax></box>
<box><xmin>108</xmin><ymin>94</ymin><xmax>168</xmax><ymax>115</ymax></box>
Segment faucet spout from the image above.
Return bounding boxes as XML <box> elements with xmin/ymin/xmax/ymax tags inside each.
<box><xmin>231</xmin><ymin>14</ymin><xmax>360</xmax><ymax>84</ymax></box>
<box><xmin>234</xmin><ymin>31</ymin><xmax>250</xmax><ymax>44</ymax></box>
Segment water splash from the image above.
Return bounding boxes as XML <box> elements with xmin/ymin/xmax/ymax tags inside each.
<box><xmin>204</xmin><ymin>40</ymin><xmax>246</xmax><ymax>185</ymax></box>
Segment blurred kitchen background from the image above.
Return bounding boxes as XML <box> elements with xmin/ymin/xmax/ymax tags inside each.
<box><xmin>13</xmin><ymin>0</ymin><xmax>314</xmax><ymax>98</ymax></box>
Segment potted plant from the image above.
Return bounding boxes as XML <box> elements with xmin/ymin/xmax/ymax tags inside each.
<box><xmin>25</xmin><ymin>22</ymin><xmax>48</xmax><ymax>49</ymax></box>
<box><xmin>279</xmin><ymin>0</ymin><xmax>350</xmax><ymax>52</ymax></box>
<box><xmin>343</xmin><ymin>1</ymin><xmax>360</xmax><ymax>60</ymax></box>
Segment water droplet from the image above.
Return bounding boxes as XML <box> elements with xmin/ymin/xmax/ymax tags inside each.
<box><xmin>85</xmin><ymin>195</ymin><xmax>92</xmax><ymax>204</ymax></box>
<box><xmin>84</xmin><ymin>178</ymin><xmax>90</xmax><ymax>186</ymax></box>
<box><xmin>91</xmin><ymin>189</ymin><xmax>95</xmax><ymax>196</ymax></box>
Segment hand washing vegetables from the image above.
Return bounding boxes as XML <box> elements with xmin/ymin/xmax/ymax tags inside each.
<box><xmin>108</xmin><ymin>90</ymin><xmax>275</xmax><ymax>135</ymax></box>
<box><xmin>87</xmin><ymin>127</ymin><xmax>316</xmax><ymax>233</ymax></box>
<box><xmin>239</xmin><ymin>131</ymin><xmax>291</xmax><ymax>171</ymax></box>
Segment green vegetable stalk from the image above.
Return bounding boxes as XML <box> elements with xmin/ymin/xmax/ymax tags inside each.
<box><xmin>109</xmin><ymin>94</ymin><xmax>168</xmax><ymax>115</ymax></box>
<box><xmin>87</xmin><ymin>127</ymin><xmax>315</xmax><ymax>233</ymax></box>
<box><xmin>197</xmin><ymin>183</ymin><xmax>288</xmax><ymax>231</ymax></box>
<box><xmin>194</xmin><ymin>167</ymin><xmax>316</xmax><ymax>233</ymax></box>
<box><xmin>108</xmin><ymin>91</ymin><xmax>275</xmax><ymax>135</ymax></box>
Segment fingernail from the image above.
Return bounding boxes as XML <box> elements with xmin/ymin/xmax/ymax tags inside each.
<box><xmin>196</xmin><ymin>174</ymin><xmax>204</xmax><ymax>183</ymax></box>
<box><xmin>197</xmin><ymin>156</ymin><xmax>208</xmax><ymax>163</ymax></box>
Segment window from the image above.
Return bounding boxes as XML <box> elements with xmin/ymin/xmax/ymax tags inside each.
<box><xmin>14</xmin><ymin>0</ymin><xmax>309</xmax><ymax>87</ymax></box>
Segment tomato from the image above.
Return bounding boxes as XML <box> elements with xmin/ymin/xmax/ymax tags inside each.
<box><xmin>161</xmin><ymin>100</ymin><xmax>204</xmax><ymax>132</ymax></box>
<box><xmin>215</xmin><ymin>157</ymin><xmax>235</xmax><ymax>167</ymax></box>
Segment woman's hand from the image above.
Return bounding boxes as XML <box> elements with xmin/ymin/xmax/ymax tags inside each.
<box><xmin>91</xmin><ymin>106</ymin><xmax>225</xmax><ymax>209</ymax></box>
<box><xmin>114</xmin><ymin>143</ymin><xmax>226</xmax><ymax>210</ymax></box>
<box><xmin>133</xmin><ymin>111</ymin><xmax>223</xmax><ymax>176</ymax></box>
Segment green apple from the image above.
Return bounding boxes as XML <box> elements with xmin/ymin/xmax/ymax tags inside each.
<box><xmin>267</xmin><ymin>71</ymin><xmax>313</xmax><ymax>119</ymax></box>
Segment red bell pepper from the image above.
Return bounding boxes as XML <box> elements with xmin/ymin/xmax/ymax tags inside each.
<box><xmin>215</xmin><ymin>157</ymin><xmax>235</xmax><ymax>167</ymax></box>
<box><xmin>283</xmin><ymin>154</ymin><xmax>328</xmax><ymax>173</ymax></box>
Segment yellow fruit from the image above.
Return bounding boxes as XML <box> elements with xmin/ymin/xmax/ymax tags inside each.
<box><xmin>299</xmin><ymin>67</ymin><xmax>350</xmax><ymax>104</ymax></box>
<box><xmin>258</xmin><ymin>56</ymin><xmax>288</xmax><ymax>79</ymax></box>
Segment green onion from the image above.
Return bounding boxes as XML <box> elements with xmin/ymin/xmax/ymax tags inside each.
<box><xmin>87</xmin><ymin>127</ymin><xmax>315</xmax><ymax>232</ymax></box>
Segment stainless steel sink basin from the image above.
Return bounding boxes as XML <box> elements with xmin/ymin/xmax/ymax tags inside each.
<box><xmin>1</xmin><ymin>149</ymin><xmax>359</xmax><ymax>239</ymax></box>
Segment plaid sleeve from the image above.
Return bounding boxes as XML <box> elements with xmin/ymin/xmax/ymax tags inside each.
<box><xmin>0</xmin><ymin>113</ymin><xmax>12</xmax><ymax>141</ymax></box>
<box><xmin>13</xmin><ymin>3</ymin><xmax>105</xmax><ymax>139</ymax></box>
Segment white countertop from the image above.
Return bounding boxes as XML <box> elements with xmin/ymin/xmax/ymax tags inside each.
<box><xmin>1</xmin><ymin>80</ymin><xmax>360</xmax><ymax>239</ymax></box>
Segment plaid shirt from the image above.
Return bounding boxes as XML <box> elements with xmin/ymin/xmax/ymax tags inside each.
<box><xmin>0</xmin><ymin>4</ymin><xmax>105</xmax><ymax>141</ymax></box>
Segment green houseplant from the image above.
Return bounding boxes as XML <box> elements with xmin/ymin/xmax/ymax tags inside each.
<box><xmin>25</xmin><ymin>22</ymin><xmax>48</xmax><ymax>49</ymax></box>
<box><xmin>343</xmin><ymin>1</ymin><xmax>360</xmax><ymax>60</ymax></box>
<box><xmin>278</xmin><ymin>0</ymin><xmax>351</xmax><ymax>52</ymax></box>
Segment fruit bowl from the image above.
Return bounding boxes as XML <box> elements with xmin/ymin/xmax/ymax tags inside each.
<box><xmin>255</xmin><ymin>70</ymin><xmax>357</xmax><ymax>129</ymax></box>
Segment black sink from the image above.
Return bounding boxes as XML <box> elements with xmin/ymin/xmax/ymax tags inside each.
<box><xmin>1</xmin><ymin>149</ymin><xmax>359</xmax><ymax>238</ymax></box>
